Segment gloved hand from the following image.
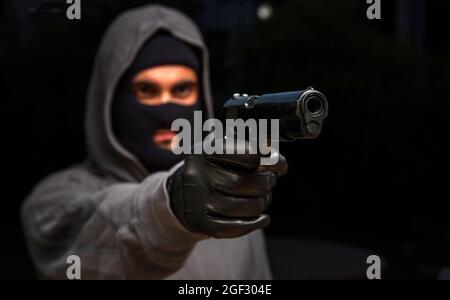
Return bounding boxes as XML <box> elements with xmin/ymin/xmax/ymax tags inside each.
<box><xmin>167</xmin><ymin>141</ymin><xmax>288</xmax><ymax>238</ymax></box>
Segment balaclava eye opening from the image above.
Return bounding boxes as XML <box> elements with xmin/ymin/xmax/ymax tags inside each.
<box><xmin>111</xmin><ymin>30</ymin><xmax>202</xmax><ymax>173</ymax></box>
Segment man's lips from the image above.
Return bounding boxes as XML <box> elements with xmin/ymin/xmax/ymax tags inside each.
<box><xmin>153</xmin><ymin>129</ymin><xmax>176</xmax><ymax>150</ymax></box>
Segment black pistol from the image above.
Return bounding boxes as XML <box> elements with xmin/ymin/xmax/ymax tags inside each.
<box><xmin>223</xmin><ymin>87</ymin><xmax>328</xmax><ymax>141</ymax></box>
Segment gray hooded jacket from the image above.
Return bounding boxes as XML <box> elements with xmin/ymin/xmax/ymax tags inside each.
<box><xmin>21</xmin><ymin>4</ymin><xmax>272</xmax><ymax>280</ymax></box>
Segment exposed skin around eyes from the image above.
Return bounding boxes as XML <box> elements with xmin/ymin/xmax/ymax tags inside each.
<box><xmin>132</xmin><ymin>65</ymin><xmax>199</xmax><ymax>106</ymax></box>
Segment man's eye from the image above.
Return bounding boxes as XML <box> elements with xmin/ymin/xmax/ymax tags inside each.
<box><xmin>172</xmin><ymin>83</ymin><xmax>195</xmax><ymax>98</ymax></box>
<box><xmin>133</xmin><ymin>83</ymin><xmax>160</xmax><ymax>99</ymax></box>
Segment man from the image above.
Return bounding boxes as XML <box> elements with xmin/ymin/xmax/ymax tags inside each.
<box><xmin>21</xmin><ymin>4</ymin><xmax>286</xmax><ymax>279</ymax></box>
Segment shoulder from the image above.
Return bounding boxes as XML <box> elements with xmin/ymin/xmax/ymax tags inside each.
<box><xmin>27</xmin><ymin>162</ymin><xmax>112</xmax><ymax>201</ymax></box>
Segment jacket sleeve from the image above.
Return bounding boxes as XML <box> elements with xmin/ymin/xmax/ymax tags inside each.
<box><xmin>21</xmin><ymin>163</ymin><xmax>207</xmax><ymax>279</ymax></box>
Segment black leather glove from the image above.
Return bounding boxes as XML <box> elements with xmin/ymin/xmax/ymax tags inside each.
<box><xmin>167</xmin><ymin>142</ymin><xmax>288</xmax><ymax>239</ymax></box>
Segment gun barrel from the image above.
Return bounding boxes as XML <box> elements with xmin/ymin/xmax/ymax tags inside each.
<box><xmin>224</xmin><ymin>88</ymin><xmax>328</xmax><ymax>141</ymax></box>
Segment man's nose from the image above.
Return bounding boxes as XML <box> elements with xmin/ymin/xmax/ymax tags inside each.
<box><xmin>161</xmin><ymin>91</ymin><xmax>172</xmax><ymax>104</ymax></box>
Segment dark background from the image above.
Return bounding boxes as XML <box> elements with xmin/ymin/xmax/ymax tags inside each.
<box><xmin>1</xmin><ymin>0</ymin><xmax>449</xmax><ymax>279</ymax></box>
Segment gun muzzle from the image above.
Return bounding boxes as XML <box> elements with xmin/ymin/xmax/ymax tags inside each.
<box><xmin>223</xmin><ymin>87</ymin><xmax>328</xmax><ymax>141</ymax></box>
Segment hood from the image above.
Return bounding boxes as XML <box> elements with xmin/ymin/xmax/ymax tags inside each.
<box><xmin>84</xmin><ymin>4</ymin><xmax>214</xmax><ymax>182</ymax></box>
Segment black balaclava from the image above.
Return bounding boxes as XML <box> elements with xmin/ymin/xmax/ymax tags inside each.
<box><xmin>112</xmin><ymin>31</ymin><xmax>202</xmax><ymax>173</ymax></box>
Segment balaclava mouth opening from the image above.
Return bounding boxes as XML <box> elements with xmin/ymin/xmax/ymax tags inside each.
<box><xmin>111</xmin><ymin>30</ymin><xmax>202</xmax><ymax>173</ymax></box>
